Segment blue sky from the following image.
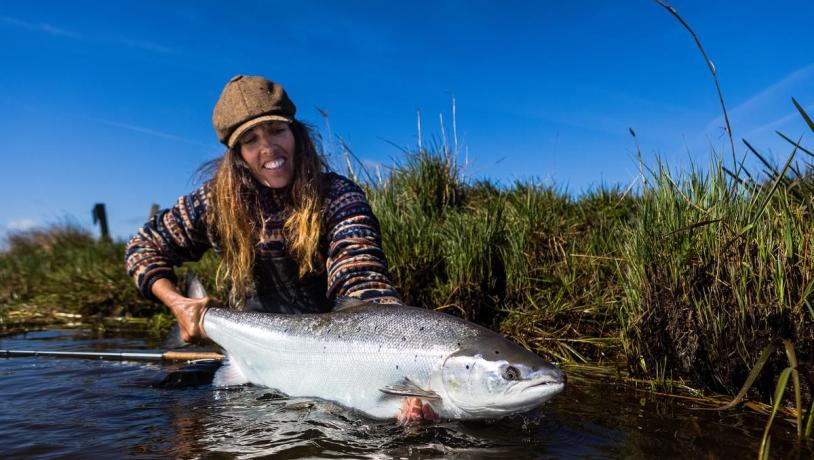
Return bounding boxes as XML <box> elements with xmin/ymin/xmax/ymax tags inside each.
<box><xmin>0</xmin><ymin>1</ymin><xmax>812</xmax><ymax>241</ymax></box>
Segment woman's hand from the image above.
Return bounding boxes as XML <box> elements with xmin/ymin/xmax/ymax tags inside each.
<box><xmin>151</xmin><ymin>278</ymin><xmax>213</xmax><ymax>342</ymax></box>
<box><xmin>168</xmin><ymin>295</ymin><xmax>212</xmax><ymax>342</ymax></box>
<box><xmin>397</xmin><ymin>397</ymin><xmax>438</xmax><ymax>424</ymax></box>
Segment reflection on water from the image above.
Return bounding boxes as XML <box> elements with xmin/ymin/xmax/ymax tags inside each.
<box><xmin>0</xmin><ymin>327</ymin><xmax>810</xmax><ymax>459</ymax></box>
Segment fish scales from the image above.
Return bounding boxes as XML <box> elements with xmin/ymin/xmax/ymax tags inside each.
<box><xmin>203</xmin><ymin>303</ymin><xmax>565</xmax><ymax>420</ymax></box>
<box><xmin>204</xmin><ymin>304</ymin><xmax>479</xmax><ymax>418</ymax></box>
<box><xmin>209</xmin><ymin>304</ymin><xmax>481</xmax><ymax>344</ymax></box>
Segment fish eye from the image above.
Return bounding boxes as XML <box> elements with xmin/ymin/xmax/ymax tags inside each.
<box><xmin>502</xmin><ymin>366</ymin><xmax>520</xmax><ymax>381</ymax></box>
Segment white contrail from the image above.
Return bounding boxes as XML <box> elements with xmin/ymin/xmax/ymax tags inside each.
<box><xmin>742</xmin><ymin>104</ymin><xmax>814</xmax><ymax>139</ymax></box>
<box><xmin>0</xmin><ymin>14</ymin><xmax>174</xmax><ymax>53</ymax></box>
<box><xmin>704</xmin><ymin>62</ymin><xmax>814</xmax><ymax>132</ymax></box>
<box><xmin>0</xmin><ymin>15</ymin><xmax>79</xmax><ymax>38</ymax></box>
<box><xmin>91</xmin><ymin>117</ymin><xmax>212</xmax><ymax>148</ymax></box>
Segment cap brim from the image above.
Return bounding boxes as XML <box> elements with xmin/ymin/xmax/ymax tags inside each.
<box><xmin>228</xmin><ymin>114</ymin><xmax>293</xmax><ymax>148</ymax></box>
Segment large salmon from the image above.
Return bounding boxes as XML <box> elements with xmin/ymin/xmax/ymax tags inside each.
<box><xmin>198</xmin><ymin>284</ymin><xmax>565</xmax><ymax>420</ymax></box>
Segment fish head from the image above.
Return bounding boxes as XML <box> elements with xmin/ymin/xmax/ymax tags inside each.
<box><xmin>440</xmin><ymin>335</ymin><xmax>565</xmax><ymax>418</ymax></box>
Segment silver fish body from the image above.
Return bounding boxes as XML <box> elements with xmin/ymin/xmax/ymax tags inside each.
<box><xmin>203</xmin><ymin>303</ymin><xmax>565</xmax><ymax>420</ymax></box>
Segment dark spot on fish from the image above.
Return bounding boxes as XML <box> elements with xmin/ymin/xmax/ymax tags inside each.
<box><xmin>357</xmin><ymin>327</ymin><xmax>361</xmax><ymax>332</ymax></box>
<box><xmin>327</xmin><ymin>328</ymin><xmax>331</xmax><ymax>333</ymax></box>
<box><xmin>338</xmin><ymin>335</ymin><xmax>341</xmax><ymax>339</ymax></box>
<box><xmin>495</xmin><ymin>350</ymin><xmax>500</xmax><ymax>355</ymax></box>
<box><xmin>466</xmin><ymin>365</ymin><xmax>470</xmax><ymax>370</ymax></box>
<box><xmin>419</xmin><ymin>327</ymin><xmax>424</xmax><ymax>331</ymax></box>
<box><xmin>396</xmin><ymin>365</ymin><xmax>399</xmax><ymax>370</ymax></box>
<box><xmin>402</xmin><ymin>336</ymin><xmax>406</xmax><ymax>341</ymax></box>
<box><xmin>457</xmin><ymin>342</ymin><xmax>461</xmax><ymax>347</ymax></box>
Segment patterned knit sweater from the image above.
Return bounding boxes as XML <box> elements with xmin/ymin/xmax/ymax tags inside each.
<box><xmin>124</xmin><ymin>172</ymin><xmax>401</xmax><ymax>309</ymax></box>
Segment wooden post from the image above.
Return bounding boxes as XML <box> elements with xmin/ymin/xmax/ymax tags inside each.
<box><xmin>149</xmin><ymin>203</ymin><xmax>160</xmax><ymax>219</ymax></box>
<box><xmin>92</xmin><ymin>203</ymin><xmax>110</xmax><ymax>241</ymax></box>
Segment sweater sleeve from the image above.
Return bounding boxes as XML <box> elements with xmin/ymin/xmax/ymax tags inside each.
<box><xmin>124</xmin><ymin>185</ymin><xmax>212</xmax><ymax>301</ymax></box>
<box><xmin>323</xmin><ymin>174</ymin><xmax>402</xmax><ymax>305</ymax></box>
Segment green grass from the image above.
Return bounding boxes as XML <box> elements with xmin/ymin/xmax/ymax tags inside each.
<box><xmin>619</xmin><ymin>157</ymin><xmax>813</xmax><ymax>396</ymax></box>
<box><xmin>0</xmin><ymin>223</ymin><xmax>154</xmax><ymax>317</ymax></box>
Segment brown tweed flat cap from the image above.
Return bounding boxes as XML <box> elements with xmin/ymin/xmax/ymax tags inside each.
<box><xmin>212</xmin><ymin>75</ymin><xmax>297</xmax><ymax>147</ymax></box>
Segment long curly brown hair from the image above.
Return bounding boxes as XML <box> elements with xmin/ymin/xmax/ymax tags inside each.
<box><xmin>206</xmin><ymin>120</ymin><xmax>327</xmax><ymax>307</ymax></box>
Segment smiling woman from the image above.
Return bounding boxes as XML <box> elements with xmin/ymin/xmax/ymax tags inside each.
<box><xmin>124</xmin><ymin>75</ymin><xmax>403</xmax><ymax>342</ymax></box>
<box><xmin>237</xmin><ymin>121</ymin><xmax>296</xmax><ymax>189</ymax></box>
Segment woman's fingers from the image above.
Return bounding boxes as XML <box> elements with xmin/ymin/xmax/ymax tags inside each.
<box><xmin>397</xmin><ymin>397</ymin><xmax>438</xmax><ymax>424</ymax></box>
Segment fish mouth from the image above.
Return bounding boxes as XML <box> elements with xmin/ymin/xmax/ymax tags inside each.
<box><xmin>520</xmin><ymin>379</ymin><xmax>565</xmax><ymax>393</ymax></box>
<box><xmin>519</xmin><ymin>370</ymin><xmax>566</xmax><ymax>393</ymax></box>
<box><xmin>460</xmin><ymin>378</ymin><xmax>565</xmax><ymax>417</ymax></box>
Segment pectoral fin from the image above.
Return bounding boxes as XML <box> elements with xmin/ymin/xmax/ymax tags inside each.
<box><xmin>380</xmin><ymin>379</ymin><xmax>441</xmax><ymax>400</ymax></box>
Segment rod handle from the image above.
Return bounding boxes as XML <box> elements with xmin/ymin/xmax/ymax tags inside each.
<box><xmin>162</xmin><ymin>351</ymin><xmax>224</xmax><ymax>361</ymax></box>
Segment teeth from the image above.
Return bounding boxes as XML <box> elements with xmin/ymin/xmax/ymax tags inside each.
<box><xmin>263</xmin><ymin>158</ymin><xmax>285</xmax><ymax>170</ymax></box>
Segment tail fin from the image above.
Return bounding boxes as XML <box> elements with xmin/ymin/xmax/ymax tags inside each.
<box><xmin>163</xmin><ymin>325</ymin><xmax>191</xmax><ymax>350</ymax></box>
<box><xmin>185</xmin><ymin>271</ymin><xmax>208</xmax><ymax>299</ymax></box>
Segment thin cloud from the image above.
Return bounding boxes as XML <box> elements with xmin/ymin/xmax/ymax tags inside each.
<box><xmin>91</xmin><ymin>117</ymin><xmax>211</xmax><ymax>148</ymax></box>
<box><xmin>0</xmin><ymin>14</ymin><xmax>173</xmax><ymax>54</ymax></box>
<box><xmin>742</xmin><ymin>103</ymin><xmax>814</xmax><ymax>139</ymax></box>
<box><xmin>6</xmin><ymin>219</ymin><xmax>38</xmax><ymax>231</ymax></box>
<box><xmin>704</xmin><ymin>62</ymin><xmax>814</xmax><ymax>133</ymax></box>
<box><xmin>0</xmin><ymin>15</ymin><xmax>80</xmax><ymax>38</ymax></box>
<box><xmin>120</xmin><ymin>38</ymin><xmax>173</xmax><ymax>54</ymax></box>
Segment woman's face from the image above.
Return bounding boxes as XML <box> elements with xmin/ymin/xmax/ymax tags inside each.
<box><xmin>237</xmin><ymin>121</ymin><xmax>296</xmax><ymax>189</ymax></box>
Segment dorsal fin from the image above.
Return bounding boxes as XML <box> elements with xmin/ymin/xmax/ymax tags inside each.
<box><xmin>185</xmin><ymin>271</ymin><xmax>208</xmax><ymax>299</ymax></box>
<box><xmin>332</xmin><ymin>296</ymin><xmax>372</xmax><ymax>312</ymax></box>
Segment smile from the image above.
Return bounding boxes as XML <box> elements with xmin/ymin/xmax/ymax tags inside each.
<box><xmin>263</xmin><ymin>158</ymin><xmax>286</xmax><ymax>170</ymax></box>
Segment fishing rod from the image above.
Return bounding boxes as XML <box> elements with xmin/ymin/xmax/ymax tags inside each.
<box><xmin>0</xmin><ymin>349</ymin><xmax>224</xmax><ymax>362</ymax></box>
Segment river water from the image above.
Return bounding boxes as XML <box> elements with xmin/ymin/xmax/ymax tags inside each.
<box><xmin>0</xmin><ymin>325</ymin><xmax>810</xmax><ymax>459</ymax></box>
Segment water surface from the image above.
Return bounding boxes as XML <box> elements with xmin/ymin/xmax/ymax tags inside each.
<box><xmin>0</xmin><ymin>326</ymin><xmax>809</xmax><ymax>459</ymax></box>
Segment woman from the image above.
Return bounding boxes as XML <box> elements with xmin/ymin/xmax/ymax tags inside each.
<box><xmin>125</xmin><ymin>75</ymin><xmax>402</xmax><ymax>343</ymax></box>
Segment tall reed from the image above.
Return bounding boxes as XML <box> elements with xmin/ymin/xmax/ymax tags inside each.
<box><xmin>619</xmin><ymin>154</ymin><xmax>813</xmax><ymax>395</ymax></box>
